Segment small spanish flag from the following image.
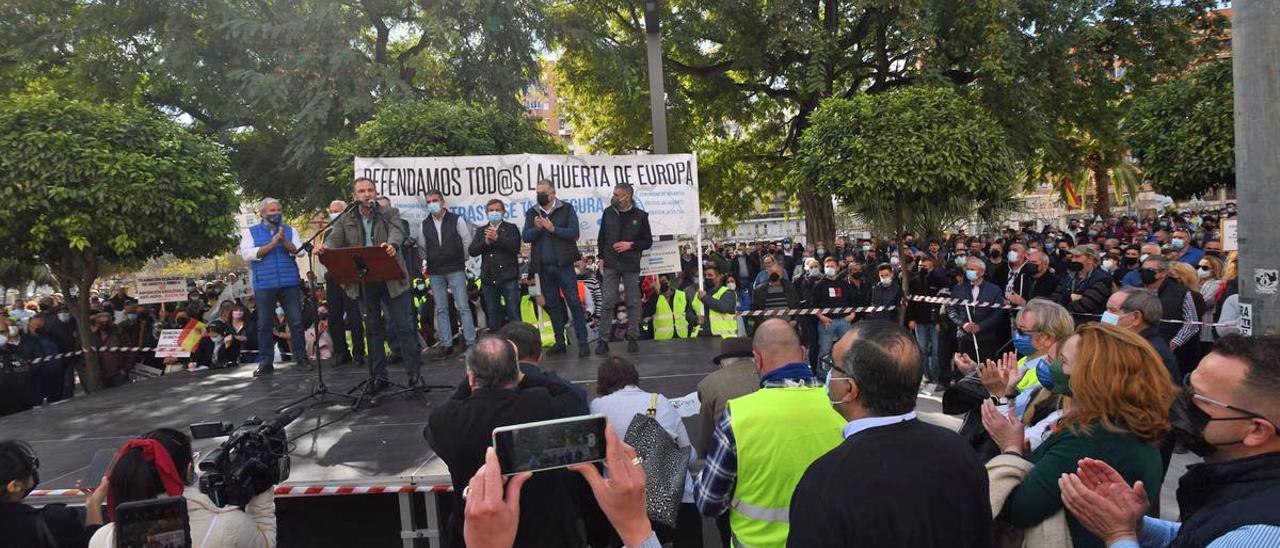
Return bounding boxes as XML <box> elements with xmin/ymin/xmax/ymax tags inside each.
<box><xmin>1063</xmin><ymin>177</ymin><xmax>1082</xmax><ymax>210</ymax></box>
<box><xmin>178</xmin><ymin>319</ymin><xmax>206</xmax><ymax>351</ymax></box>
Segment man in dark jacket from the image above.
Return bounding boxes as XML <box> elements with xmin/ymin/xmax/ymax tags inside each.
<box><xmin>1052</xmin><ymin>245</ymin><xmax>1113</xmax><ymax>325</ymax></box>
<box><xmin>789</xmin><ymin>321</ymin><xmax>993</xmax><ymax>547</ymax></box>
<box><xmin>426</xmin><ymin>336</ymin><xmax>585</xmax><ymax>547</ymax></box>
<box><xmin>422</xmin><ymin>190</ymin><xmax>477</xmax><ymax>358</ymax></box>
<box><xmin>522</xmin><ymin>179</ymin><xmax>589</xmax><ymax>357</ymax></box>
<box><xmin>867</xmin><ymin>263</ymin><xmax>902</xmax><ymax>323</ymax></box>
<box><xmin>1141</xmin><ymin>256</ymin><xmax>1200</xmax><ymax>374</ymax></box>
<box><xmin>947</xmin><ymin>257</ymin><xmax>1008</xmax><ymax>364</ymax></box>
<box><xmin>470</xmin><ymin>199</ymin><xmax>522</xmax><ymax>331</ymax></box>
<box><xmin>907</xmin><ymin>255</ymin><xmax>949</xmax><ymax>386</ymax></box>
<box><xmin>596</xmin><ymin>183</ymin><xmax>653</xmax><ymax>355</ymax></box>
<box><xmin>750</xmin><ymin>265</ymin><xmax>801</xmax><ymax>331</ymax></box>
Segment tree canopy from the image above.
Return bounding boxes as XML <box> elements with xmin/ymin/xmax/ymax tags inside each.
<box><xmin>550</xmin><ymin>0</ymin><xmax>1225</xmax><ymax>240</ymax></box>
<box><xmin>325</xmin><ymin>100</ymin><xmax>564</xmax><ymax>189</ymax></box>
<box><xmin>798</xmin><ymin>86</ymin><xmax>1019</xmax><ymax>239</ymax></box>
<box><xmin>1</xmin><ymin>0</ymin><xmax>550</xmax><ymax>209</ymax></box>
<box><xmin>1125</xmin><ymin>59</ymin><xmax>1235</xmax><ymax>200</ymax></box>
<box><xmin>0</xmin><ymin>93</ymin><xmax>239</xmax><ymax>388</ymax></box>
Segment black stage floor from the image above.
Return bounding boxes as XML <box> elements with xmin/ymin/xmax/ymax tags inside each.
<box><xmin>0</xmin><ymin>337</ymin><xmax>727</xmax><ymax>494</ymax></box>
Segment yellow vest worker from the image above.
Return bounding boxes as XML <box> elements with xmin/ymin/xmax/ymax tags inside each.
<box><xmin>653</xmin><ymin>290</ymin><xmax>690</xmax><ymax>340</ymax></box>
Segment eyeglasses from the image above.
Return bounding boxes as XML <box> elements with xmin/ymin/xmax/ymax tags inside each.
<box><xmin>1182</xmin><ymin>373</ymin><xmax>1279</xmax><ymax>427</ymax></box>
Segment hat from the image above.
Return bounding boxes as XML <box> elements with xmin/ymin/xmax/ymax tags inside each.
<box><xmin>713</xmin><ymin>337</ymin><xmax>754</xmax><ymax>365</ymax></box>
<box><xmin>1069</xmin><ymin>245</ymin><xmax>1099</xmax><ymax>260</ymax></box>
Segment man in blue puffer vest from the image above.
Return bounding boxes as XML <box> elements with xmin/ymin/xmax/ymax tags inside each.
<box><xmin>237</xmin><ymin>197</ymin><xmax>310</xmax><ymax>377</ymax></box>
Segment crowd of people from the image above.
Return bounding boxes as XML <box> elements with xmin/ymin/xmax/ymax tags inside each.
<box><xmin>4</xmin><ymin>185</ymin><xmax>1276</xmax><ymax>548</ymax></box>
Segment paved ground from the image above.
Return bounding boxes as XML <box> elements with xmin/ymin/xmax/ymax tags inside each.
<box><xmin>1</xmin><ymin>336</ymin><xmax>1195</xmax><ymax>547</ymax></box>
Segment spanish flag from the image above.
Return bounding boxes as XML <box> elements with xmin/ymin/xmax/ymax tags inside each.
<box><xmin>178</xmin><ymin>318</ymin><xmax>206</xmax><ymax>351</ymax></box>
<box><xmin>1063</xmin><ymin>177</ymin><xmax>1082</xmax><ymax>210</ymax></box>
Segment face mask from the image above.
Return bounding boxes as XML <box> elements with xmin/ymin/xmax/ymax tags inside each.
<box><xmin>426</xmin><ymin>202</ymin><xmax>442</xmax><ymax>215</ymax></box>
<box><xmin>1140</xmin><ymin>268</ymin><xmax>1159</xmax><ymax>285</ymax></box>
<box><xmin>1102</xmin><ymin>259</ymin><xmax>1116</xmax><ymax>272</ymax></box>
<box><xmin>879</xmin><ymin>276</ymin><xmax>892</xmax><ymax>286</ymax></box>
<box><xmin>726</xmin><ymin>282</ymin><xmax>737</xmax><ymax>291</ymax></box>
<box><xmin>816</xmin><ymin>248</ymin><xmax>825</xmax><ymax>255</ymax></box>
<box><xmin>1012</xmin><ymin>331</ymin><xmax>1036</xmax><ymax>356</ymax></box>
<box><xmin>487</xmin><ymin>211</ymin><xmax>503</xmax><ymax>224</ymax></box>
<box><xmin>1169</xmin><ymin>392</ymin><xmax>1250</xmax><ymax>458</ymax></box>
<box><xmin>610</xmin><ymin>197</ymin><xmax>622</xmax><ymax>209</ymax></box>
<box><xmin>862</xmin><ymin>245</ymin><xmax>872</xmax><ymax>252</ymax></box>
<box><xmin>1100</xmin><ymin>311</ymin><xmax>1122</xmax><ymax>325</ymax></box>
<box><xmin>266</xmin><ymin>213</ymin><xmax>282</xmax><ymax>225</ymax></box>
<box><xmin>275</xmin><ymin>307</ymin><xmax>284</xmax><ymax>316</ymax></box>
<box><xmin>825</xmin><ymin>369</ymin><xmax>851</xmax><ymax>406</ymax></box>
<box><xmin>1171</xmin><ymin>238</ymin><xmax>1185</xmax><ymax>249</ymax></box>
<box><xmin>889</xmin><ymin>256</ymin><xmax>900</xmax><ymax>266</ymax></box>
<box><xmin>965</xmin><ymin>270</ymin><xmax>978</xmax><ymax>282</ymax></box>
<box><xmin>1067</xmin><ymin>261</ymin><xmax>1085</xmax><ymax>272</ymax></box>
<box><xmin>536</xmin><ymin>193</ymin><xmax>551</xmax><ymax>206</ymax></box>
<box><xmin>1123</xmin><ymin>257</ymin><xmax>1139</xmax><ymax>267</ymax></box>
<box><xmin>1035</xmin><ymin>357</ymin><xmax>1055</xmax><ymax>390</ymax></box>
<box><xmin>659</xmin><ymin>282</ymin><xmax>670</xmax><ymax>293</ymax></box>
<box><xmin>769</xmin><ymin>273</ymin><xmax>780</xmax><ymax>283</ymax></box>
<box><xmin>808</xmin><ymin>268</ymin><xmax>821</xmax><ymax>277</ymax></box>
<box><xmin>955</xmin><ymin>255</ymin><xmax>968</xmax><ymax>267</ymax></box>
<box><xmin>126</xmin><ymin>313</ymin><xmax>138</xmax><ymax>322</ymax></box>
<box><xmin>1048</xmin><ymin>359</ymin><xmax>1072</xmax><ymax>396</ymax></box>
<box><xmin>1197</xmin><ymin>267</ymin><xmax>1211</xmax><ymax>279</ymax></box>
<box><xmin>824</xmin><ymin>267</ymin><xmax>838</xmax><ymax>278</ymax></box>
<box><xmin>57</xmin><ymin>312</ymin><xmax>71</xmax><ymax>322</ymax></box>
<box><xmin>232</xmin><ymin>311</ymin><xmax>244</xmax><ymax>320</ymax></box>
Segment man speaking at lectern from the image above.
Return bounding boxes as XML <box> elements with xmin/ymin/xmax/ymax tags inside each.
<box><xmin>315</xmin><ymin>178</ymin><xmax>423</xmax><ymax>391</ymax></box>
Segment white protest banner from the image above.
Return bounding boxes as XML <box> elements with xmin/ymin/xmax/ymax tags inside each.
<box><xmin>668</xmin><ymin>392</ymin><xmax>702</xmax><ymax>418</ymax></box>
<box><xmin>153</xmin><ymin>329</ymin><xmax>191</xmax><ymax>358</ymax></box>
<box><xmin>639</xmin><ymin>241</ymin><xmax>682</xmax><ymax>277</ymax></box>
<box><xmin>136</xmin><ymin>277</ymin><xmax>188</xmax><ymax>304</ymax></box>
<box><xmin>354</xmin><ymin>154</ymin><xmax>699</xmax><ymax>244</ymax></box>
<box><xmin>1222</xmin><ymin>218</ymin><xmax>1238</xmax><ymax>252</ymax></box>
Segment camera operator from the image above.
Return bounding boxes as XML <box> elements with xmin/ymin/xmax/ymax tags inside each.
<box><xmin>88</xmin><ymin>428</ymin><xmax>276</xmax><ymax>548</ymax></box>
<box><xmin>1</xmin><ymin>440</ymin><xmax>106</xmax><ymax>548</ymax></box>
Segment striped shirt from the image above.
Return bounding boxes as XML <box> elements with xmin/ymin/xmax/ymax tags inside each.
<box><xmin>1108</xmin><ymin>517</ymin><xmax>1280</xmax><ymax>548</ymax></box>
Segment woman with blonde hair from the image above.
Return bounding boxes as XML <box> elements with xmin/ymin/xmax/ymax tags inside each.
<box><xmin>982</xmin><ymin>323</ymin><xmax>1174</xmax><ymax>548</ymax></box>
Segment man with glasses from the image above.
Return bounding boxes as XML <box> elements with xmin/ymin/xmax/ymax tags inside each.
<box><xmin>1059</xmin><ymin>335</ymin><xmax>1280</xmax><ymax>548</ymax></box>
<box><xmin>1101</xmin><ymin>287</ymin><xmax>1179</xmax><ymax>385</ymax></box>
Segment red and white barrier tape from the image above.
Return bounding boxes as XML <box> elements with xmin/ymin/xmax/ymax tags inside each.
<box><xmin>29</xmin><ymin>484</ymin><xmax>454</xmax><ymax>499</ymax></box>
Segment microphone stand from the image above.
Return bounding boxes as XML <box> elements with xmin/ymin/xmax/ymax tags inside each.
<box><xmin>282</xmin><ymin>205</ymin><xmax>362</xmax><ymax>411</ymax></box>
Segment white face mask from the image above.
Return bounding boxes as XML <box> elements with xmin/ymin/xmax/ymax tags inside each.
<box><xmin>1197</xmin><ymin>267</ymin><xmax>1211</xmax><ymax>279</ymax></box>
<box><xmin>1102</xmin><ymin>259</ymin><xmax>1116</xmax><ymax>272</ymax></box>
<box><xmin>879</xmin><ymin>276</ymin><xmax>893</xmax><ymax>286</ymax></box>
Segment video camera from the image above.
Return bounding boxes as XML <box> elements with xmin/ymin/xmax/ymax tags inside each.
<box><xmin>189</xmin><ymin>406</ymin><xmax>303</xmax><ymax>508</ymax></box>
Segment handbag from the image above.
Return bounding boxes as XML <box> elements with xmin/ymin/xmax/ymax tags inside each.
<box><xmin>623</xmin><ymin>393</ymin><xmax>691</xmax><ymax>528</ymax></box>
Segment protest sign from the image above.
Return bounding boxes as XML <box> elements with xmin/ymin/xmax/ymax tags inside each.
<box><xmin>1222</xmin><ymin>218</ymin><xmax>1238</xmax><ymax>252</ymax></box>
<box><xmin>639</xmin><ymin>241</ymin><xmax>682</xmax><ymax>277</ymax></box>
<box><xmin>354</xmin><ymin>154</ymin><xmax>700</xmax><ymax>244</ymax></box>
<box><xmin>136</xmin><ymin>277</ymin><xmax>188</xmax><ymax>304</ymax></box>
<box><xmin>154</xmin><ymin>329</ymin><xmax>191</xmax><ymax>358</ymax></box>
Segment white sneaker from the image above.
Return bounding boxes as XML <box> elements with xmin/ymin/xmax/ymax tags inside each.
<box><xmin>921</xmin><ymin>382</ymin><xmax>937</xmax><ymax>395</ymax></box>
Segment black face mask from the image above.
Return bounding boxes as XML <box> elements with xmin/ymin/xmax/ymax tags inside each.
<box><xmin>1204</xmin><ymin>250</ymin><xmax>1221</xmax><ymax>258</ymax></box>
<box><xmin>1123</xmin><ymin>257</ymin><xmax>1139</xmax><ymax>267</ymax></box>
<box><xmin>705</xmin><ymin>277</ymin><xmax>718</xmax><ymax>287</ymax></box>
<box><xmin>659</xmin><ymin>282</ymin><xmax>670</xmax><ymax>293</ymax></box>
<box><xmin>850</xmin><ymin>271</ymin><xmax>863</xmax><ymax>280</ymax></box>
<box><xmin>1171</xmin><ymin>392</ymin><xmax>1246</xmax><ymax>458</ymax></box>
<box><xmin>536</xmin><ymin>193</ymin><xmax>551</xmax><ymax>206</ymax></box>
<box><xmin>1140</xmin><ymin>268</ymin><xmax>1159</xmax><ymax>285</ymax></box>
<box><xmin>1067</xmin><ymin>261</ymin><xmax>1085</xmax><ymax>272</ymax></box>
<box><xmin>1024</xmin><ymin>262</ymin><xmax>1040</xmax><ymax>276</ymax></box>
<box><xmin>769</xmin><ymin>273</ymin><xmax>780</xmax><ymax>283</ymax></box>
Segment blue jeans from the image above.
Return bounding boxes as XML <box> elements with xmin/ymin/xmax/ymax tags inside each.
<box><xmin>255</xmin><ymin>284</ymin><xmax>308</xmax><ymax>371</ymax></box>
<box><xmin>914</xmin><ymin>323</ymin><xmax>940</xmax><ymax>382</ymax></box>
<box><xmin>360</xmin><ymin>283</ymin><xmax>422</xmax><ymax>381</ymax></box>
<box><xmin>430</xmin><ymin>270</ymin><xmax>477</xmax><ymax>348</ymax></box>
<box><xmin>818</xmin><ymin>318</ymin><xmax>852</xmax><ymax>361</ymax></box>
<box><xmin>481</xmin><ymin>279</ymin><xmax>521</xmax><ymax>331</ymax></box>
<box><xmin>538</xmin><ymin>265</ymin><xmax>588</xmax><ymax>345</ymax></box>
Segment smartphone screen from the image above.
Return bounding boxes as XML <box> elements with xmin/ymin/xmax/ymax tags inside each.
<box><xmin>82</xmin><ymin>449</ymin><xmax>116</xmax><ymax>492</ymax></box>
<box><xmin>114</xmin><ymin>496</ymin><xmax>192</xmax><ymax>548</ymax></box>
<box><xmin>492</xmin><ymin>414</ymin><xmax>607</xmax><ymax>475</ymax></box>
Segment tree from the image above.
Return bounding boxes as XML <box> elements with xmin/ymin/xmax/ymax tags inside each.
<box><xmin>1</xmin><ymin>1</ymin><xmax>551</xmax><ymax>209</ymax></box>
<box><xmin>1125</xmin><ymin>59</ymin><xmax>1235</xmax><ymax>200</ymax></box>
<box><xmin>797</xmin><ymin>86</ymin><xmax>1017</xmax><ymax>294</ymax></box>
<box><xmin>0</xmin><ymin>94</ymin><xmax>239</xmax><ymax>390</ymax></box>
<box><xmin>326</xmin><ymin>100</ymin><xmax>564</xmax><ymax>188</ymax></box>
<box><xmin>550</xmin><ymin>0</ymin><xmax>1222</xmax><ymax>240</ymax></box>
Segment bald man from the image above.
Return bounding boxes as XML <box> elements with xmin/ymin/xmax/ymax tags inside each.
<box><xmin>694</xmin><ymin>319</ymin><xmax>845</xmax><ymax>546</ymax></box>
<box><xmin>789</xmin><ymin>321</ymin><xmax>993</xmax><ymax>547</ymax></box>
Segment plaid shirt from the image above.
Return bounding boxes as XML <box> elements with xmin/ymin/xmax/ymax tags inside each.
<box><xmin>694</xmin><ymin>363</ymin><xmax>820</xmax><ymax>517</ymax></box>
